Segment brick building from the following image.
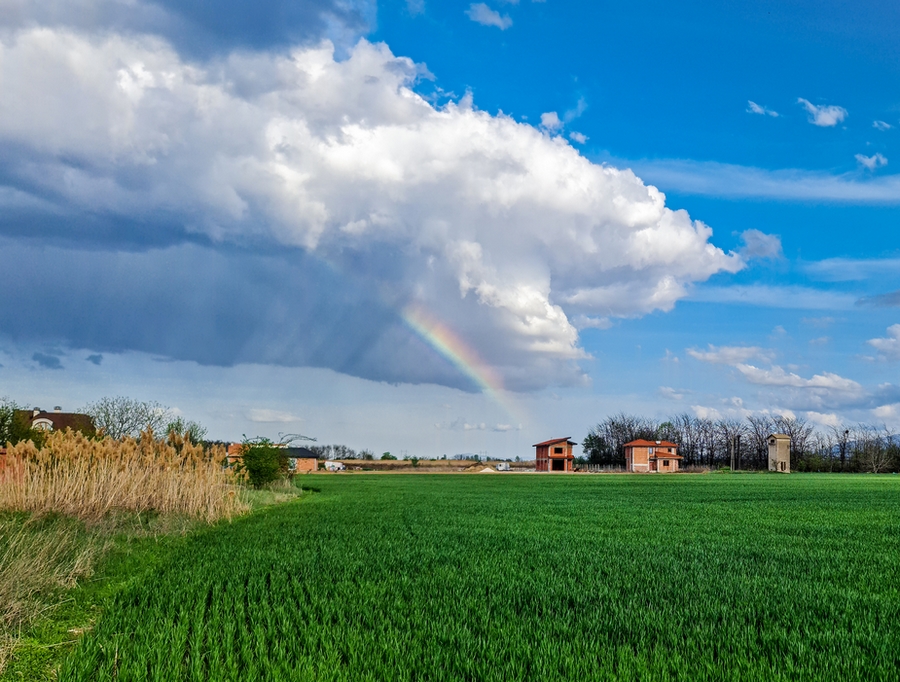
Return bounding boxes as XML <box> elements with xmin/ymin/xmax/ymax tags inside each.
<box><xmin>624</xmin><ymin>439</ymin><xmax>681</xmax><ymax>472</ymax></box>
<box><xmin>534</xmin><ymin>437</ymin><xmax>576</xmax><ymax>472</ymax></box>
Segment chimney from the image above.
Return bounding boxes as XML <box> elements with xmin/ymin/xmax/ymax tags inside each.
<box><xmin>656</xmin><ymin>440</ymin><xmax>661</xmax><ymax>445</ymax></box>
<box><xmin>33</xmin><ymin>407</ymin><xmax>41</xmax><ymax>417</ymax></box>
<box><xmin>54</xmin><ymin>406</ymin><xmax>62</xmax><ymax>413</ymax></box>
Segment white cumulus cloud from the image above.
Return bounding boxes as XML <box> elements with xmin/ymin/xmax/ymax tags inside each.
<box><xmin>867</xmin><ymin>324</ymin><xmax>900</xmax><ymax>360</ymax></box>
<box><xmin>734</xmin><ymin>364</ymin><xmax>862</xmax><ymax>392</ymax></box>
<box><xmin>797</xmin><ymin>98</ymin><xmax>847</xmax><ymax>127</ymax></box>
<box><xmin>873</xmin><ymin>120</ymin><xmax>892</xmax><ymax>131</ymax></box>
<box><xmin>747</xmin><ymin>100</ymin><xmax>778</xmax><ymax>117</ymax></box>
<box><xmin>855</xmin><ymin>153</ymin><xmax>888</xmax><ymax>170</ymax></box>
<box><xmin>687</xmin><ymin>345</ymin><xmax>772</xmax><ymax>365</ymax></box>
<box><xmin>465</xmin><ymin>3</ymin><xmax>512</xmax><ymax>29</ymax></box>
<box><xmin>0</xmin><ymin>27</ymin><xmax>743</xmax><ymax>391</ymax></box>
<box><xmin>539</xmin><ymin>111</ymin><xmax>563</xmax><ymax>132</ymax></box>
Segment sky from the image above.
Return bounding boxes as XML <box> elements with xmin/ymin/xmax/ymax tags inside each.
<box><xmin>1</xmin><ymin>0</ymin><xmax>899</xmax><ymax>457</ymax></box>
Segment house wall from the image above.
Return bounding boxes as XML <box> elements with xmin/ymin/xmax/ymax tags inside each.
<box><xmin>627</xmin><ymin>446</ymin><xmax>651</xmax><ymax>472</ymax></box>
<box><xmin>657</xmin><ymin>457</ymin><xmax>678</xmax><ymax>472</ymax></box>
<box><xmin>535</xmin><ymin>445</ymin><xmax>549</xmax><ymax>471</ymax></box>
<box><xmin>768</xmin><ymin>436</ymin><xmax>790</xmax><ymax>473</ymax></box>
<box><xmin>294</xmin><ymin>458</ymin><xmax>317</xmax><ymax>473</ymax></box>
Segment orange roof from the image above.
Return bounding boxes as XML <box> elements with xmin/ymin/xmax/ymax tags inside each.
<box><xmin>532</xmin><ymin>437</ymin><xmax>576</xmax><ymax>447</ymax></box>
<box><xmin>624</xmin><ymin>439</ymin><xmax>679</xmax><ymax>448</ymax></box>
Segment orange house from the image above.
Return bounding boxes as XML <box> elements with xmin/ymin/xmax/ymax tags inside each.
<box><xmin>534</xmin><ymin>437</ymin><xmax>576</xmax><ymax>472</ymax></box>
<box><xmin>624</xmin><ymin>439</ymin><xmax>682</xmax><ymax>472</ymax></box>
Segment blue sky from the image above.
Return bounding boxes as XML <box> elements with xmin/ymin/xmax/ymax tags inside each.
<box><xmin>1</xmin><ymin>0</ymin><xmax>899</xmax><ymax>455</ymax></box>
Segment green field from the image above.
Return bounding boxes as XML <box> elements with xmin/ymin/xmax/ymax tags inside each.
<box><xmin>60</xmin><ymin>474</ymin><xmax>900</xmax><ymax>681</ymax></box>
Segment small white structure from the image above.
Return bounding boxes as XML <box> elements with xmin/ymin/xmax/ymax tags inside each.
<box><xmin>495</xmin><ymin>462</ymin><xmax>511</xmax><ymax>472</ymax></box>
<box><xmin>768</xmin><ymin>434</ymin><xmax>790</xmax><ymax>473</ymax></box>
<box><xmin>324</xmin><ymin>460</ymin><xmax>345</xmax><ymax>472</ymax></box>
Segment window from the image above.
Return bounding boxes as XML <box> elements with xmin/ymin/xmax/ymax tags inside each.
<box><xmin>648</xmin><ymin>447</ymin><xmax>654</xmax><ymax>455</ymax></box>
<box><xmin>663</xmin><ymin>460</ymin><xmax>669</xmax><ymax>467</ymax></box>
<box><xmin>554</xmin><ymin>446</ymin><xmax>563</xmax><ymax>454</ymax></box>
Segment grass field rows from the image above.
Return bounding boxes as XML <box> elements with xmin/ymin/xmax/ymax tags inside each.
<box><xmin>53</xmin><ymin>474</ymin><xmax>900</xmax><ymax>681</ymax></box>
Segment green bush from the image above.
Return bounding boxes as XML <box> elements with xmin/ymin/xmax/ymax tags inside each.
<box><xmin>238</xmin><ymin>438</ymin><xmax>286</xmax><ymax>488</ymax></box>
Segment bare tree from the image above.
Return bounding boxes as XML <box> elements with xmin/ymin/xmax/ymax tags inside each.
<box><xmin>746</xmin><ymin>415</ymin><xmax>774</xmax><ymax>470</ymax></box>
<box><xmin>829</xmin><ymin>424</ymin><xmax>851</xmax><ymax>471</ymax></box>
<box><xmin>773</xmin><ymin>415</ymin><xmax>815</xmax><ymax>460</ymax></box>
<box><xmin>853</xmin><ymin>424</ymin><xmax>894</xmax><ymax>473</ymax></box>
<box><xmin>82</xmin><ymin>396</ymin><xmax>171</xmax><ymax>440</ymax></box>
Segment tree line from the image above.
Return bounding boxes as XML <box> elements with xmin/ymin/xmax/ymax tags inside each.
<box><xmin>582</xmin><ymin>412</ymin><xmax>900</xmax><ymax>473</ymax></box>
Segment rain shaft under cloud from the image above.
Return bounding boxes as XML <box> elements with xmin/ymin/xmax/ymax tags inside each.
<box><xmin>0</xmin><ymin>25</ymin><xmax>742</xmax><ymax>391</ymax></box>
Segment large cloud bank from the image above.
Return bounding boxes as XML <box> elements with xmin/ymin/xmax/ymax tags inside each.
<box><xmin>0</xmin><ymin>19</ymin><xmax>742</xmax><ymax>391</ymax></box>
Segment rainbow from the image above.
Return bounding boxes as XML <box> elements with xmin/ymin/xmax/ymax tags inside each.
<box><xmin>402</xmin><ymin>303</ymin><xmax>521</xmax><ymax>421</ymax></box>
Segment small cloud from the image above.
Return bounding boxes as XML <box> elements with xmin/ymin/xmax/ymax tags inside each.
<box><xmin>32</xmin><ymin>352</ymin><xmax>63</xmax><ymax>370</ymax></box>
<box><xmin>662</xmin><ymin>349</ymin><xmax>679</xmax><ymax>364</ymax></box>
<box><xmin>873</xmin><ymin>120</ymin><xmax>893</xmax><ymax>131</ymax></box>
<box><xmin>855</xmin><ymin>152</ymin><xmax>888</xmax><ymax>170</ymax></box>
<box><xmin>771</xmin><ymin>325</ymin><xmax>787</xmax><ymax>336</ymax></box>
<box><xmin>563</xmin><ymin>97</ymin><xmax>587</xmax><ymax>123</ymax></box>
<box><xmin>86</xmin><ymin>354</ymin><xmax>103</xmax><ymax>365</ymax></box>
<box><xmin>569</xmin><ymin>131</ymin><xmax>588</xmax><ymax>144</ymax></box>
<box><xmin>465</xmin><ymin>3</ymin><xmax>512</xmax><ymax>29</ymax></box>
<box><xmin>572</xmin><ymin>314</ymin><xmax>611</xmax><ymax>330</ymax></box>
<box><xmin>406</xmin><ymin>0</ymin><xmax>425</xmax><ymax>14</ymax></box>
<box><xmin>801</xmin><ymin>316</ymin><xmax>835</xmax><ymax>327</ymax></box>
<box><xmin>809</xmin><ymin>336</ymin><xmax>830</xmax><ymax>345</ymax></box>
<box><xmin>540</xmin><ymin>111</ymin><xmax>563</xmax><ymax>132</ymax></box>
<box><xmin>873</xmin><ymin>403</ymin><xmax>900</xmax><ymax>419</ymax></box>
<box><xmin>687</xmin><ymin>344</ymin><xmax>772</xmax><ymax>365</ymax></box>
<box><xmin>739</xmin><ymin>229</ymin><xmax>783</xmax><ymax>260</ymax></box>
<box><xmin>797</xmin><ymin>98</ymin><xmax>847</xmax><ymax>127</ymax></box>
<box><xmin>492</xmin><ymin>423</ymin><xmax>513</xmax><ymax>431</ymax></box>
<box><xmin>734</xmin><ymin>363</ymin><xmax>862</xmax><ymax>392</ymax></box>
<box><xmin>747</xmin><ymin>100</ymin><xmax>779</xmax><ymax>117</ymax></box>
<box><xmin>867</xmin><ymin>324</ymin><xmax>900</xmax><ymax>361</ymax></box>
<box><xmin>857</xmin><ymin>290</ymin><xmax>900</xmax><ymax>308</ymax></box>
<box><xmin>691</xmin><ymin>404</ymin><xmax>722</xmax><ymax>420</ymax></box>
<box><xmin>247</xmin><ymin>408</ymin><xmax>301</xmax><ymax>423</ymax></box>
<box><xmin>805</xmin><ymin>411</ymin><xmax>840</xmax><ymax>427</ymax></box>
<box><xmin>659</xmin><ymin>386</ymin><xmax>684</xmax><ymax>400</ymax></box>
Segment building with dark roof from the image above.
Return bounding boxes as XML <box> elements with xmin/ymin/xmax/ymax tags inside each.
<box><xmin>16</xmin><ymin>408</ymin><xmax>95</xmax><ymax>435</ymax></box>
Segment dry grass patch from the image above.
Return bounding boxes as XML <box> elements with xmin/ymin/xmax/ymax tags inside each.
<box><xmin>0</xmin><ymin>517</ymin><xmax>104</xmax><ymax>674</ymax></box>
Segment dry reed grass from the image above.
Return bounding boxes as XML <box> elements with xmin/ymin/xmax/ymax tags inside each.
<box><xmin>0</xmin><ymin>430</ymin><xmax>247</xmax><ymax>522</ymax></box>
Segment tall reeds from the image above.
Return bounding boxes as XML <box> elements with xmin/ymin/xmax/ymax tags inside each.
<box><xmin>0</xmin><ymin>430</ymin><xmax>247</xmax><ymax>522</ymax></box>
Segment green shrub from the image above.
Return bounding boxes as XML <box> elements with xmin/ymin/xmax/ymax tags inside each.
<box><xmin>238</xmin><ymin>438</ymin><xmax>286</xmax><ymax>488</ymax></box>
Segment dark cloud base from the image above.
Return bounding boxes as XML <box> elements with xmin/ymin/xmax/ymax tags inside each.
<box><xmin>0</xmin><ymin>238</ymin><xmax>483</xmax><ymax>392</ymax></box>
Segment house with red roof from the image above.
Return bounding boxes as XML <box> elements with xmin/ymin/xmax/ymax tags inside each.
<box><xmin>16</xmin><ymin>407</ymin><xmax>95</xmax><ymax>435</ymax></box>
<box><xmin>533</xmin><ymin>437</ymin><xmax>576</xmax><ymax>472</ymax></box>
<box><xmin>624</xmin><ymin>439</ymin><xmax>682</xmax><ymax>472</ymax></box>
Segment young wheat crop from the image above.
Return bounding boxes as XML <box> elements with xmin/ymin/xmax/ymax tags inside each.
<box><xmin>0</xmin><ymin>430</ymin><xmax>246</xmax><ymax>522</ymax></box>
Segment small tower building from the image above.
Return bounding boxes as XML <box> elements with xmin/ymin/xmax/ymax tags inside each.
<box><xmin>767</xmin><ymin>434</ymin><xmax>790</xmax><ymax>473</ymax></box>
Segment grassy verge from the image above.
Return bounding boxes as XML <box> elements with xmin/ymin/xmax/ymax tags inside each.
<box><xmin>0</xmin><ymin>480</ymin><xmax>304</xmax><ymax>680</ymax></box>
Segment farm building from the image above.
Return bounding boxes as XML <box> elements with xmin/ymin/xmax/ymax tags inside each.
<box><xmin>15</xmin><ymin>407</ymin><xmax>95</xmax><ymax>435</ymax></box>
<box><xmin>767</xmin><ymin>434</ymin><xmax>790</xmax><ymax>473</ymax></box>
<box><xmin>226</xmin><ymin>443</ymin><xmax>319</xmax><ymax>473</ymax></box>
<box><xmin>624</xmin><ymin>439</ymin><xmax>682</xmax><ymax>472</ymax></box>
<box><xmin>534</xmin><ymin>437</ymin><xmax>576</xmax><ymax>472</ymax></box>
